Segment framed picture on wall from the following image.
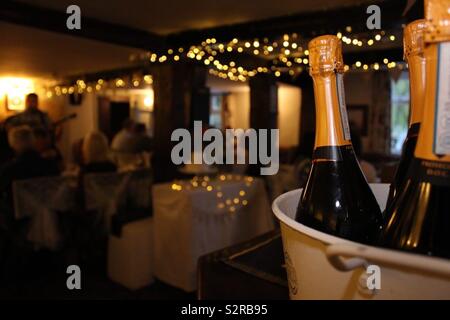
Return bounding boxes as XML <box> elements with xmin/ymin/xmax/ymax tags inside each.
<box><xmin>347</xmin><ymin>105</ymin><xmax>369</xmax><ymax>136</ymax></box>
<box><xmin>4</xmin><ymin>94</ymin><xmax>26</xmax><ymax>111</ymax></box>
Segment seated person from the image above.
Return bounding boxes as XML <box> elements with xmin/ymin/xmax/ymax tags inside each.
<box><xmin>111</xmin><ymin>118</ymin><xmax>135</xmax><ymax>153</ymax></box>
<box><xmin>0</xmin><ymin>126</ymin><xmax>13</xmax><ymax>166</ymax></box>
<box><xmin>81</xmin><ymin>131</ymin><xmax>116</xmax><ymax>173</ymax></box>
<box><xmin>33</xmin><ymin>127</ymin><xmax>63</xmax><ymax>171</ymax></box>
<box><xmin>0</xmin><ymin>126</ymin><xmax>60</xmax><ymax>224</ymax></box>
<box><xmin>130</xmin><ymin>123</ymin><xmax>153</xmax><ymax>153</ymax></box>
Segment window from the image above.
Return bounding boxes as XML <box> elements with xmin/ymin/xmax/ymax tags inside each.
<box><xmin>390</xmin><ymin>72</ymin><xmax>410</xmax><ymax>155</ymax></box>
<box><xmin>209</xmin><ymin>94</ymin><xmax>223</xmax><ymax>129</ymax></box>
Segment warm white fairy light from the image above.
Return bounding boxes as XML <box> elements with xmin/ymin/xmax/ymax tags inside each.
<box><xmin>47</xmin><ymin>28</ymin><xmax>404</xmax><ymax>94</ymax></box>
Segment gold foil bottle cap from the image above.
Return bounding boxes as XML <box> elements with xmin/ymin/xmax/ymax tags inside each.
<box><xmin>404</xmin><ymin>19</ymin><xmax>428</xmax><ymax>59</ymax></box>
<box><xmin>308</xmin><ymin>35</ymin><xmax>344</xmax><ymax>76</ymax></box>
<box><xmin>424</xmin><ymin>0</ymin><xmax>450</xmax><ymax>43</ymax></box>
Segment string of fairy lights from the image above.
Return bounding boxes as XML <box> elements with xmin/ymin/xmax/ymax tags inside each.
<box><xmin>171</xmin><ymin>175</ymin><xmax>254</xmax><ymax>213</ymax></box>
<box><xmin>45</xmin><ymin>27</ymin><xmax>406</xmax><ymax>97</ymax></box>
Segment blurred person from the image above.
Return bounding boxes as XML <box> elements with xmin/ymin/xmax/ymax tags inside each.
<box><xmin>0</xmin><ymin>126</ymin><xmax>13</xmax><ymax>166</ymax></box>
<box><xmin>0</xmin><ymin>126</ymin><xmax>60</xmax><ymax>221</ymax></box>
<box><xmin>111</xmin><ymin>118</ymin><xmax>135</xmax><ymax>153</ymax></box>
<box><xmin>130</xmin><ymin>122</ymin><xmax>153</xmax><ymax>153</ymax></box>
<box><xmin>4</xmin><ymin>93</ymin><xmax>52</xmax><ymax>132</ymax></box>
<box><xmin>82</xmin><ymin>131</ymin><xmax>116</xmax><ymax>173</ymax></box>
<box><xmin>33</xmin><ymin>128</ymin><xmax>63</xmax><ymax>171</ymax></box>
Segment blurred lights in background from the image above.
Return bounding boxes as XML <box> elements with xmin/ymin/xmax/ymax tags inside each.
<box><xmin>0</xmin><ymin>77</ymin><xmax>35</xmax><ymax>111</ymax></box>
<box><xmin>44</xmin><ymin>26</ymin><xmax>404</xmax><ymax>95</ymax></box>
<box><xmin>143</xmin><ymin>90</ymin><xmax>154</xmax><ymax>112</ymax></box>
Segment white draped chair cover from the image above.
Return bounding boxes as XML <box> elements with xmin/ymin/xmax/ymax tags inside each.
<box><xmin>13</xmin><ymin>176</ymin><xmax>77</xmax><ymax>250</ymax></box>
<box><xmin>83</xmin><ymin>169</ymin><xmax>152</xmax><ymax>231</ymax></box>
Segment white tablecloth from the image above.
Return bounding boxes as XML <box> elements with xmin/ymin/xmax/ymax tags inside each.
<box><xmin>153</xmin><ymin>175</ymin><xmax>275</xmax><ymax>291</ymax></box>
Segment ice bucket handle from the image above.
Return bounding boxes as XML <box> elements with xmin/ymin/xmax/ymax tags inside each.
<box><xmin>326</xmin><ymin>243</ymin><xmax>450</xmax><ymax>278</ymax></box>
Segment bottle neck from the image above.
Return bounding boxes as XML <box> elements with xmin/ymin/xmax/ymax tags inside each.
<box><xmin>415</xmin><ymin>41</ymin><xmax>450</xmax><ymax>162</ymax></box>
<box><xmin>312</xmin><ymin>72</ymin><xmax>351</xmax><ymax>151</ymax></box>
<box><xmin>407</xmin><ymin>55</ymin><xmax>426</xmax><ymax>126</ymax></box>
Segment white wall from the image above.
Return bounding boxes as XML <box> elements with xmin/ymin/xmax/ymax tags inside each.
<box><xmin>278</xmin><ymin>84</ymin><xmax>301</xmax><ymax>148</ymax></box>
<box><xmin>219</xmin><ymin>83</ymin><xmax>302</xmax><ymax>148</ymax></box>
<box><xmin>59</xmin><ymin>93</ymin><xmax>98</xmax><ymax>162</ymax></box>
<box><xmin>227</xmin><ymin>91</ymin><xmax>250</xmax><ymax>129</ymax></box>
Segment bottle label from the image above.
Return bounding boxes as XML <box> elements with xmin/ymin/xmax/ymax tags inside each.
<box><xmin>409</xmin><ymin>158</ymin><xmax>450</xmax><ymax>186</ymax></box>
<box><xmin>336</xmin><ymin>73</ymin><xmax>351</xmax><ymax>141</ymax></box>
<box><xmin>435</xmin><ymin>42</ymin><xmax>450</xmax><ymax>156</ymax></box>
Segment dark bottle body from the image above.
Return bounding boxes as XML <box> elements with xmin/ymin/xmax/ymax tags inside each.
<box><xmin>295</xmin><ymin>145</ymin><xmax>382</xmax><ymax>244</ymax></box>
<box><xmin>386</xmin><ymin>123</ymin><xmax>420</xmax><ymax>210</ymax></box>
<box><xmin>379</xmin><ymin>13</ymin><xmax>450</xmax><ymax>259</ymax></box>
<box><xmin>380</xmin><ymin>159</ymin><xmax>450</xmax><ymax>259</ymax></box>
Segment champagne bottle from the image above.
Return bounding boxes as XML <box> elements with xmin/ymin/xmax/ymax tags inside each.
<box><xmin>295</xmin><ymin>35</ymin><xmax>382</xmax><ymax>244</ymax></box>
<box><xmin>386</xmin><ymin>20</ymin><xmax>428</xmax><ymax>209</ymax></box>
<box><xmin>380</xmin><ymin>0</ymin><xmax>450</xmax><ymax>258</ymax></box>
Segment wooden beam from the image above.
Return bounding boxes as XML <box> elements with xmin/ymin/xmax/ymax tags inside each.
<box><xmin>166</xmin><ymin>0</ymin><xmax>415</xmax><ymax>48</ymax></box>
<box><xmin>0</xmin><ymin>0</ymin><xmax>165</xmax><ymax>51</ymax></box>
<box><xmin>248</xmin><ymin>73</ymin><xmax>278</xmax><ymax>176</ymax></box>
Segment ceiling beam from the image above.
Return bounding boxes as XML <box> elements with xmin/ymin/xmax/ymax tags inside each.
<box><xmin>166</xmin><ymin>0</ymin><xmax>420</xmax><ymax>48</ymax></box>
<box><xmin>0</xmin><ymin>0</ymin><xmax>165</xmax><ymax>51</ymax></box>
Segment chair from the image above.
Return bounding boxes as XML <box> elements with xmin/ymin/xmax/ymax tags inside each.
<box><xmin>83</xmin><ymin>169</ymin><xmax>152</xmax><ymax>231</ymax></box>
<box><xmin>83</xmin><ymin>169</ymin><xmax>154</xmax><ymax>290</ymax></box>
<box><xmin>12</xmin><ymin>176</ymin><xmax>77</xmax><ymax>250</ymax></box>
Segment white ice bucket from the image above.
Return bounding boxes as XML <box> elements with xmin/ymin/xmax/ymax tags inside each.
<box><xmin>272</xmin><ymin>184</ymin><xmax>450</xmax><ymax>299</ymax></box>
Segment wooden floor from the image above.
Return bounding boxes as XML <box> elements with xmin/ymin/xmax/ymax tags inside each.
<box><xmin>0</xmin><ymin>250</ymin><xmax>195</xmax><ymax>300</ymax></box>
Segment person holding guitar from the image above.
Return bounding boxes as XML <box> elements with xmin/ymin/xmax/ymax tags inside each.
<box><xmin>4</xmin><ymin>93</ymin><xmax>52</xmax><ymax>132</ymax></box>
<box><xmin>0</xmin><ymin>93</ymin><xmax>76</xmax><ymax>166</ymax></box>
